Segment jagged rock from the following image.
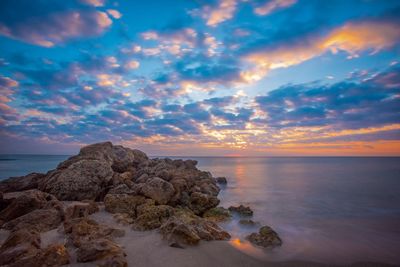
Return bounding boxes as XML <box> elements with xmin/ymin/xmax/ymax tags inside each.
<box><xmin>65</xmin><ymin>201</ymin><xmax>99</xmax><ymax>220</ymax></box>
<box><xmin>0</xmin><ymin>172</ymin><xmax>45</xmax><ymax>193</ymax></box>
<box><xmin>9</xmin><ymin>244</ymin><xmax>70</xmax><ymax>267</ymax></box>
<box><xmin>0</xmin><ymin>229</ymin><xmax>41</xmax><ymax>266</ymax></box>
<box><xmin>77</xmin><ymin>238</ymin><xmax>127</xmax><ymax>266</ymax></box>
<box><xmin>160</xmin><ymin>208</ymin><xmax>230</xmax><ymax>246</ymax></box>
<box><xmin>203</xmin><ymin>207</ymin><xmax>231</xmax><ymax>222</ymax></box>
<box><xmin>189</xmin><ymin>192</ymin><xmax>220</xmax><ymax>215</ymax></box>
<box><xmin>0</xmin><ymin>191</ymin><xmax>12</xmax><ymax>212</ymax></box>
<box><xmin>3</xmin><ymin>208</ymin><xmax>63</xmax><ymax>232</ymax></box>
<box><xmin>104</xmin><ymin>194</ymin><xmax>149</xmax><ymax>217</ymax></box>
<box><xmin>108</xmin><ymin>184</ymin><xmax>136</xmax><ymax>195</ymax></box>
<box><xmin>228</xmin><ymin>205</ymin><xmax>253</xmax><ymax>216</ymax></box>
<box><xmin>0</xmin><ymin>189</ymin><xmax>59</xmax><ymax>223</ymax></box>
<box><xmin>247</xmin><ymin>225</ymin><xmax>282</xmax><ymax>248</ymax></box>
<box><xmin>39</xmin><ymin>159</ymin><xmax>114</xmax><ymax>201</ymax></box>
<box><xmin>64</xmin><ymin>217</ymin><xmax>124</xmax><ymax>248</ymax></box>
<box><xmin>134</xmin><ymin>203</ymin><xmax>174</xmax><ymax>230</ymax></box>
<box><xmin>215</xmin><ymin>177</ymin><xmax>227</xmax><ymax>184</ymax></box>
<box><xmin>37</xmin><ymin>142</ymin><xmax>149</xmax><ymax>201</ymax></box>
<box><xmin>140</xmin><ymin>177</ymin><xmax>175</xmax><ymax>205</ymax></box>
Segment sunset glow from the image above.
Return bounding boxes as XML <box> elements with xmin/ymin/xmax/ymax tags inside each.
<box><xmin>0</xmin><ymin>0</ymin><xmax>399</xmax><ymax>156</ymax></box>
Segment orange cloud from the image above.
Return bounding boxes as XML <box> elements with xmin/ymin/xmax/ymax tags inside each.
<box><xmin>204</xmin><ymin>0</ymin><xmax>237</xmax><ymax>27</ymax></box>
<box><xmin>242</xmin><ymin>20</ymin><xmax>400</xmax><ymax>82</ymax></box>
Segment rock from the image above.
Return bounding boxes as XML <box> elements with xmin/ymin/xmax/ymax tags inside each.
<box><xmin>82</xmin><ymin>199</ymin><xmax>100</xmax><ymax>214</ymax></box>
<box><xmin>215</xmin><ymin>177</ymin><xmax>227</xmax><ymax>184</ymax></box>
<box><xmin>65</xmin><ymin>201</ymin><xmax>99</xmax><ymax>220</ymax></box>
<box><xmin>134</xmin><ymin>204</ymin><xmax>174</xmax><ymax>230</ymax></box>
<box><xmin>228</xmin><ymin>205</ymin><xmax>253</xmax><ymax>216</ymax></box>
<box><xmin>39</xmin><ymin>159</ymin><xmax>114</xmax><ymax>201</ymax></box>
<box><xmin>140</xmin><ymin>177</ymin><xmax>175</xmax><ymax>205</ymax></box>
<box><xmin>104</xmin><ymin>194</ymin><xmax>148</xmax><ymax>217</ymax></box>
<box><xmin>239</xmin><ymin>219</ymin><xmax>256</xmax><ymax>225</ymax></box>
<box><xmin>189</xmin><ymin>192</ymin><xmax>220</xmax><ymax>215</ymax></box>
<box><xmin>247</xmin><ymin>225</ymin><xmax>282</xmax><ymax>248</ymax></box>
<box><xmin>0</xmin><ymin>191</ymin><xmax>12</xmax><ymax>212</ymax></box>
<box><xmin>77</xmin><ymin>238</ymin><xmax>127</xmax><ymax>266</ymax></box>
<box><xmin>203</xmin><ymin>207</ymin><xmax>231</xmax><ymax>222</ymax></box>
<box><xmin>108</xmin><ymin>184</ymin><xmax>136</xmax><ymax>195</ymax></box>
<box><xmin>0</xmin><ymin>189</ymin><xmax>58</xmax><ymax>223</ymax></box>
<box><xmin>3</xmin><ymin>208</ymin><xmax>63</xmax><ymax>232</ymax></box>
<box><xmin>10</xmin><ymin>244</ymin><xmax>70</xmax><ymax>267</ymax></box>
<box><xmin>160</xmin><ymin>208</ymin><xmax>230</xmax><ymax>245</ymax></box>
<box><xmin>64</xmin><ymin>217</ymin><xmax>125</xmax><ymax>248</ymax></box>
<box><xmin>37</xmin><ymin>142</ymin><xmax>149</xmax><ymax>201</ymax></box>
<box><xmin>0</xmin><ymin>229</ymin><xmax>41</xmax><ymax>266</ymax></box>
<box><xmin>135</xmin><ymin>173</ymin><xmax>149</xmax><ymax>183</ymax></box>
<box><xmin>0</xmin><ymin>172</ymin><xmax>45</xmax><ymax>193</ymax></box>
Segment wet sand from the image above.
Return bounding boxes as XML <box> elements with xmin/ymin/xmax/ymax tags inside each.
<box><xmin>0</xmin><ymin>194</ymin><xmax>396</xmax><ymax>267</ymax></box>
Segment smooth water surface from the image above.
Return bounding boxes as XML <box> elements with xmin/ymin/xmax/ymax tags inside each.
<box><xmin>1</xmin><ymin>155</ymin><xmax>399</xmax><ymax>265</ymax></box>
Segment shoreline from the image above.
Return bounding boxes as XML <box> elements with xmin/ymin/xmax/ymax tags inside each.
<box><xmin>0</xmin><ymin>196</ymin><xmax>395</xmax><ymax>267</ymax></box>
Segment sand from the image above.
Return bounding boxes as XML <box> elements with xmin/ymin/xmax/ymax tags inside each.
<box><xmin>0</xmin><ymin>200</ymin><xmax>395</xmax><ymax>267</ymax></box>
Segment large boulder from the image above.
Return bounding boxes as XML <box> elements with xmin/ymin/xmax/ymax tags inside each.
<box><xmin>133</xmin><ymin>203</ymin><xmax>174</xmax><ymax>230</ymax></box>
<box><xmin>160</xmin><ymin>208</ymin><xmax>230</xmax><ymax>246</ymax></box>
<box><xmin>104</xmin><ymin>194</ymin><xmax>149</xmax><ymax>217</ymax></box>
<box><xmin>64</xmin><ymin>217</ymin><xmax>125</xmax><ymax>248</ymax></box>
<box><xmin>189</xmin><ymin>192</ymin><xmax>220</xmax><ymax>215</ymax></box>
<box><xmin>0</xmin><ymin>189</ymin><xmax>59</xmax><ymax>223</ymax></box>
<box><xmin>0</xmin><ymin>172</ymin><xmax>45</xmax><ymax>193</ymax></box>
<box><xmin>7</xmin><ymin>244</ymin><xmax>70</xmax><ymax>267</ymax></box>
<box><xmin>37</xmin><ymin>142</ymin><xmax>149</xmax><ymax>201</ymax></box>
<box><xmin>247</xmin><ymin>225</ymin><xmax>282</xmax><ymax>248</ymax></box>
<box><xmin>77</xmin><ymin>238</ymin><xmax>127</xmax><ymax>267</ymax></box>
<box><xmin>3</xmin><ymin>208</ymin><xmax>63</xmax><ymax>232</ymax></box>
<box><xmin>203</xmin><ymin>207</ymin><xmax>231</xmax><ymax>222</ymax></box>
<box><xmin>39</xmin><ymin>159</ymin><xmax>113</xmax><ymax>201</ymax></box>
<box><xmin>140</xmin><ymin>177</ymin><xmax>175</xmax><ymax>205</ymax></box>
<box><xmin>0</xmin><ymin>229</ymin><xmax>41</xmax><ymax>266</ymax></box>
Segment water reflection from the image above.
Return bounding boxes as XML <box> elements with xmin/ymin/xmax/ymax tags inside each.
<box><xmin>195</xmin><ymin>157</ymin><xmax>400</xmax><ymax>265</ymax></box>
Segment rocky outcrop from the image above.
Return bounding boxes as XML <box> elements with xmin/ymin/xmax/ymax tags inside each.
<box><xmin>0</xmin><ymin>141</ymin><xmax>234</xmax><ymax>255</ymax></box>
<box><xmin>3</xmin><ymin>207</ymin><xmax>63</xmax><ymax>232</ymax></box>
<box><xmin>0</xmin><ymin>189</ymin><xmax>60</xmax><ymax>223</ymax></box>
<box><xmin>160</xmin><ymin>208</ymin><xmax>230</xmax><ymax>246</ymax></box>
<box><xmin>36</xmin><ymin>142</ymin><xmax>149</xmax><ymax>201</ymax></box>
<box><xmin>247</xmin><ymin>225</ymin><xmax>282</xmax><ymax>248</ymax></box>
<box><xmin>0</xmin><ymin>172</ymin><xmax>45</xmax><ymax>193</ymax></box>
<box><xmin>140</xmin><ymin>177</ymin><xmax>175</xmax><ymax>205</ymax></box>
<box><xmin>228</xmin><ymin>205</ymin><xmax>253</xmax><ymax>216</ymax></box>
<box><xmin>0</xmin><ymin>229</ymin><xmax>41</xmax><ymax>266</ymax></box>
<box><xmin>64</xmin><ymin>217</ymin><xmax>126</xmax><ymax>266</ymax></box>
<box><xmin>203</xmin><ymin>207</ymin><xmax>231</xmax><ymax>222</ymax></box>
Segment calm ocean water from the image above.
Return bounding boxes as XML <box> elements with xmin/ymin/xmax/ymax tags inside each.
<box><xmin>1</xmin><ymin>155</ymin><xmax>400</xmax><ymax>265</ymax></box>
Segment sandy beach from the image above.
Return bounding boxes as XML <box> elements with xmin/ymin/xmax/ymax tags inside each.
<box><xmin>1</xmin><ymin>202</ymin><xmax>392</xmax><ymax>267</ymax></box>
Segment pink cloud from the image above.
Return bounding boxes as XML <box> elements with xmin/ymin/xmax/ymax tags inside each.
<box><xmin>254</xmin><ymin>0</ymin><xmax>297</xmax><ymax>16</ymax></box>
<box><xmin>0</xmin><ymin>10</ymin><xmax>113</xmax><ymax>47</ymax></box>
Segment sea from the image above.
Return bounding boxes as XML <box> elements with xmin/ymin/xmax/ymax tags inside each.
<box><xmin>1</xmin><ymin>155</ymin><xmax>400</xmax><ymax>265</ymax></box>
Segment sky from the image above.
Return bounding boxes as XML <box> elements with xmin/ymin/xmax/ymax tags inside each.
<box><xmin>0</xmin><ymin>0</ymin><xmax>399</xmax><ymax>156</ymax></box>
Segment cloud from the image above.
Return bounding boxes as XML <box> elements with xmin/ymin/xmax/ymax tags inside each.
<box><xmin>107</xmin><ymin>9</ymin><xmax>122</xmax><ymax>19</ymax></box>
<box><xmin>0</xmin><ymin>1</ymin><xmax>116</xmax><ymax>47</ymax></box>
<box><xmin>242</xmin><ymin>19</ymin><xmax>400</xmax><ymax>82</ymax></box>
<box><xmin>79</xmin><ymin>0</ymin><xmax>106</xmax><ymax>7</ymax></box>
<box><xmin>254</xmin><ymin>0</ymin><xmax>297</xmax><ymax>16</ymax></box>
<box><xmin>204</xmin><ymin>0</ymin><xmax>238</xmax><ymax>27</ymax></box>
<box><xmin>255</xmin><ymin>66</ymin><xmax>400</xmax><ymax>130</ymax></box>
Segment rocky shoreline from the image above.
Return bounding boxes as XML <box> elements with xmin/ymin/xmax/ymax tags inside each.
<box><xmin>0</xmin><ymin>142</ymin><xmax>281</xmax><ymax>267</ymax></box>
